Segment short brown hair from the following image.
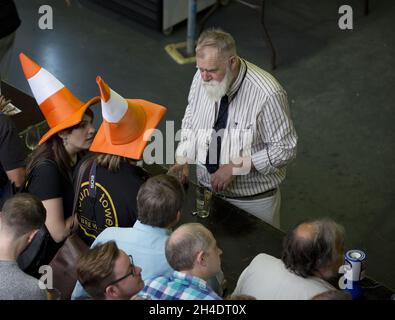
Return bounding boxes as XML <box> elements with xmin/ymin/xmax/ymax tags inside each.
<box><xmin>137</xmin><ymin>174</ymin><xmax>184</xmax><ymax>228</ymax></box>
<box><xmin>76</xmin><ymin>241</ymin><xmax>119</xmax><ymax>299</ymax></box>
<box><xmin>1</xmin><ymin>193</ymin><xmax>46</xmax><ymax>237</ymax></box>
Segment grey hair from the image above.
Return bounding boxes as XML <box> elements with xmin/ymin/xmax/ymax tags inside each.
<box><xmin>282</xmin><ymin>218</ymin><xmax>345</xmax><ymax>278</ymax></box>
<box><xmin>196</xmin><ymin>28</ymin><xmax>237</xmax><ymax>60</ymax></box>
<box><xmin>165</xmin><ymin>223</ymin><xmax>213</xmax><ymax>271</ymax></box>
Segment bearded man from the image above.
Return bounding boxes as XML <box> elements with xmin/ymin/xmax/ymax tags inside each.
<box><xmin>169</xmin><ymin>28</ymin><xmax>297</xmax><ymax>228</ymax></box>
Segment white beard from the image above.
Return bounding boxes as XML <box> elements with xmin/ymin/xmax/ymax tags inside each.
<box><xmin>202</xmin><ymin>67</ymin><xmax>233</xmax><ymax>102</ymax></box>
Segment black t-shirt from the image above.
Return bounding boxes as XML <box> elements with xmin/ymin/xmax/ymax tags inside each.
<box><xmin>27</xmin><ymin>160</ymin><xmax>74</xmax><ymax>219</ymax></box>
<box><xmin>76</xmin><ymin>160</ymin><xmax>149</xmax><ymax>245</ymax></box>
<box><xmin>25</xmin><ymin>159</ymin><xmax>75</xmax><ymax>271</ymax></box>
<box><xmin>0</xmin><ymin>114</ymin><xmax>26</xmax><ymax>189</ymax></box>
<box><xmin>0</xmin><ymin>0</ymin><xmax>21</xmax><ymax>38</ymax></box>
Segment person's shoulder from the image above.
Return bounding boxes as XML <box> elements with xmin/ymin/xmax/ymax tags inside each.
<box><xmin>31</xmin><ymin>158</ymin><xmax>58</xmax><ymax>175</ymax></box>
<box><xmin>244</xmin><ymin>60</ymin><xmax>285</xmax><ymax>94</ymax></box>
<box><xmin>74</xmin><ymin>153</ymin><xmax>95</xmax><ymax>175</ymax></box>
<box><xmin>252</xmin><ymin>252</ymin><xmax>281</xmax><ymax>264</ymax></box>
<box><xmin>245</xmin><ymin>253</ymin><xmax>283</xmax><ymax>274</ymax></box>
<box><xmin>94</xmin><ymin>227</ymin><xmax>118</xmax><ymax>242</ymax></box>
<box><xmin>145</xmin><ymin>274</ymin><xmax>170</xmax><ymax>287</ymax></box>
<box><xmin>307</xmin><ymin>276</ymin><xmax>335</xmax><ymax>291</ymax></box>
<box><xmin>103</xmin><ymin>226</ymin><xmax>131</xmax><ymax>237</ymax></box>
<box><xmin>21</xmin><ymin>270</ymin><xmax>44</xmax><ymax>288</ymax></box>
<box><xmin>5</xmin><ymin>263</ymin><xmax>43</xmax><ymax>287</ymax></box>
<box><xmin>93</xmin><ymin>226</ymin><xmax>133</xmax><ymax>245</ymax></box>
<box><xmin>122</xmin><ymin>163</ymin><xmax>149</xmax><ymax>182</ymax></box>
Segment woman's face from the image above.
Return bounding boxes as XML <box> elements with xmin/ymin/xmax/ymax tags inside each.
<box><xmin>61</xmin><ymin>113</ymin><xmax>96</xmax><ymax>153</ymax></box>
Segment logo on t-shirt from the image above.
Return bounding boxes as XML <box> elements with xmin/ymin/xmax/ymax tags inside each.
<box><xmin>77</xmin><ymin>181</ymin><xmax>118</xmax><ymax>240</ymax></box>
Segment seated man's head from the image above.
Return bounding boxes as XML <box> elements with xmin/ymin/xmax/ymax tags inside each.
<box><xmin>0</xmin><ymin>193</ymin><xmax>46</xmax><ymax>255</ymax></box>
<box><xmin>137</xmin><ymin>174</ymin><xmax>184</xmax><ymax>229</ymax></box>
<box><xmin>77</xmin><ymin>241</ymin><xmax>144</xmax><ymax>300</ymax></box>
<box><xmin>282</xmin><ymin>218</ymin><xmax>345</xmax><ymax>280</ymax></box>
<box><xmin>165</xmin><ymin>223</ymin><xmax>222</xmax><ymax>281</ymax></box>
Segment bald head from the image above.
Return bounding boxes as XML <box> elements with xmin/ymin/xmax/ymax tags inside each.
<box><xmin>165</xmin><ymin>223</ymin><xmax>214</xmax><ymax>271</ymax></box>
<box><xmin>294</xmin><ymin>223</ymin><xmax>318</xmax><ymax>240</ymax></box>
<box><xmin>282</xmin><ymin>219</ymin><xmax>345</xmax><ymax>279</ymax></box>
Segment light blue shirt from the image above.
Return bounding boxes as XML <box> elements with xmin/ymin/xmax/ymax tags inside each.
<box><xmin>71</xmin><ymin>220</ymin><xmax>173</xmax><ymax>300</ymax></box>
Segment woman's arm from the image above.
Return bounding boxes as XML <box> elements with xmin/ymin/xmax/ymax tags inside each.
<box><xmin>42</xmin><ymin>197</ymin><xmax>74</xmax><ymax>243</ymax></box>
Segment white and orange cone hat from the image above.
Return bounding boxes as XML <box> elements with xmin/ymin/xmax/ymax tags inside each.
<box><xmin>19</xmin><ymin>53</ymin><xmax>100</xmax><ymax>145</ymax></box>
<box><xmin>90</xmin><ymin>76</ymin><xmax>167</xmax><ymax>160</ymax></box>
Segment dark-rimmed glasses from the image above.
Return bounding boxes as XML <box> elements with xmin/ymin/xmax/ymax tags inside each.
<box><xmin>106</xmin><ymin>255</ymin><xmax>135</xmax><ymax>287</ymax></box>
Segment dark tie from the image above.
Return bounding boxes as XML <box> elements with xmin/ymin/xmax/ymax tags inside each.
<box><xmin>205</xmin><ymin>95</ymin><xmax>229</xmax><ymax>174</ymax></box>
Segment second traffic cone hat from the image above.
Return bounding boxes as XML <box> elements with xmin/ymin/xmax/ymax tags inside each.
<box><xmin>19</xmin><ymin>53</ymin><xmax>100</xmax><ymax>145</ymax></box>
<box><xmin>90</xmin><ymin>76</ymin><xmax>167</xmax><ymax>160</ymax></box>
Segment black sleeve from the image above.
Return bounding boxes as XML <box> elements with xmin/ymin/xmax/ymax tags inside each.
<box><xmin>27</xmin><ymin>161</ymin><xmax>62</xmax><ymax>201</ymax></box>
<box><xmin>0</xmin><ymin>115</ymin><xmax>26</xmax><ymax>171</ymax></box>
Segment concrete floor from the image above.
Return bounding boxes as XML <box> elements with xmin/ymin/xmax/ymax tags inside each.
<box><xmin>5</xmin><ymin>0</ymin><xmax>395</xmax><ymax>291</ymax></box>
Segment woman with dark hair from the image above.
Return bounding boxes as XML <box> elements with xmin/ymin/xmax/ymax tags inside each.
<box><xmin>19</xmin><ymin>53</ymin><xmax>99</xmax><ymax>274</ymax></box>
<box><xmin>75</xmin><ymin>76</ymin><xmax>166</xmax><ymax>245</ymax></box>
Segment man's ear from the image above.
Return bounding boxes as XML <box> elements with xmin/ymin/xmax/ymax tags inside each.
<box><xmin>104</xmin><ymin>285</ymin><xmax>118</xmax><ymax>299</ymax></box>
<box><xmin>175</xmin><ymin>211</ymin><xmax>181</xmax><ymax>224</ymax></box>
<box><xmin>196</xmin><ymin>250</ymin><xmax>207</xmax><ymax>267</ymax></box>
<box><xmin>27</xmin><ymin>229</ymin><xmax>39</xmax><ymax>243</ymax></box>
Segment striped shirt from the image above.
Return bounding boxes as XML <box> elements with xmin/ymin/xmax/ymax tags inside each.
<box><xmin>176</xmin><ymin>58</ymin><xmax>298</xmax><ymax>197</ymax></box>
<box><xmin>139</xmin><ymin>271</ymin><xmax>221</xmax><ymax>300</ymax></box>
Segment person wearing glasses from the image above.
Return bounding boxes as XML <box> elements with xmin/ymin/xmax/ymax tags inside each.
<box><xmin>76</xmin><ymin>241</ymin><xmax>144</xmax><ymax>300</ymax></box>
<box><xmin>169</xmin><ymin>28</ymin><xmax>297</xmax><ymax>228</ymax></box>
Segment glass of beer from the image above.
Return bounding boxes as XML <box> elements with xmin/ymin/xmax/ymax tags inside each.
<box><xmin>196</xmin><ymin>184</ymin><xmax>212</xmax><ymax>218</ymax></box>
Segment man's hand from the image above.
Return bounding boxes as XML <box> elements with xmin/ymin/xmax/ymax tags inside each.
<box><xmin>210</xmin><ymin>163</ymin><xmax>235</xmax><ymax>192</ymax></box>
<box><xmin>168</xmin><ymin>163</ymin><xmax>189</xmax><ymax>185</ymax></box>
<box><xmin>210</xmin><ymin>157</ymin><xmax>252</xmax><ymax>192</ymax></box>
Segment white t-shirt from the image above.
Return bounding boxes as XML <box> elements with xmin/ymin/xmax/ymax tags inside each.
<box><xmin>233</xmin><ymin>253</ymin><xmax>334</xmax><ymax>300</ymax></box>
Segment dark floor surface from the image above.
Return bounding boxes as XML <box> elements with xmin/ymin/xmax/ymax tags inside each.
<box><xmin>4</xmin><ymin>0</ymin><xmax>395</xmax><ymax>291</ymax></box>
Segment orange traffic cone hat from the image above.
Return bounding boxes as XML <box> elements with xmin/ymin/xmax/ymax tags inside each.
<box><xmin>90</xmin><ymin>76</ymin><xmax>167</xmax><ymax>160</ymax></box>
<box><xmin>19</xmin><ymin>53</ymin><xmax>100</xmax><ymax>145</ymax></box>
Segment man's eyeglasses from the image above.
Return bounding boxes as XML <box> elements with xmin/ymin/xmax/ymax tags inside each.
<box><xmin>106</xmin><ymin>255</ymin><xmax>135</xmax><ymax>287</ymax></box>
